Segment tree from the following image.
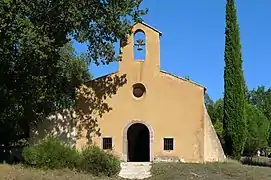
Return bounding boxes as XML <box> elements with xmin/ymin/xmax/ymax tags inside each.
<box><xmin>205</xmin><ymin>96</ymin><xmax>224</xmax><ymax>144</ymax></box>
<box><xmin>206</xmin><ymin>95</ymin><xmax>269</xmax><ymax>156</ymax></box>
<box><xmin>223</xmin><ymin>0</ymin><xmax>247</xmax><ymax>159</ymax></box>
<box><xmin>244</xmin><ymin>104</ymin><xmax>269</xmax><ymax>155</ymax></box>
<box><xmin>0</xmin><ymin>0</ymin><xmax>147</xmax><ymax>148</ymax></box>
<box><xmin>204</xmin><ymin>93</ymin><xmax>215</xmax><ymax>122</ymax></box>
<box><xmin>184</xmin><ymin>75</ymin><xmax>191</xmax><ymax>80</ymax></box>
<box><xmin>212</xmin><ymin>99</ymin><xmax>224</xmax><ymax>141</ymax></box>
<box><xmin>55</xmin><ymin>41</ymin><xmax>92</xmax><ymax>108</ymax></box>
<box><xmin>0</xmin><ymin>40</ymin><xmax>91</xmax><ymax>148</ymax></box>
<box><xmin>248</xmin><ymin>86</ymin><xmax>271</xmax><ymax>145</ymax></box>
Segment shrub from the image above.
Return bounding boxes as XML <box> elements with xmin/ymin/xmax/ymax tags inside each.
<box><xmin>22</xmin><ymin>137</ymin><xmax>80</xmax><ymax>170</ymax></box>
<box><xmin>22</xmin><ymin>137</ymin><xmax>121</xmax><ymax>177</ymax></box>
<box><xmin>78</xmin><ymin>145</ymin><xmax>121</xmax><ymax>176</ymax></box>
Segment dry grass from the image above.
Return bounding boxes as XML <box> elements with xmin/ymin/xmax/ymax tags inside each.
<box><xmin>1</xmin><ymin>161</ymin><xmax>271</xmax><ymax>180</ymax></box>
<box><xmin>150</xmin><ymin>162</ymin><xmax>271</xmax><ymax>180</ymax></box>
<box><xmin>0</xmin><ymin>164</ymin><xmax>120</xmax><ymax>180</ymax></box>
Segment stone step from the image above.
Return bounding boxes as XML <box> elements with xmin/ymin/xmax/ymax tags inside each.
<box><xmin>120</xmin><ymin>169</ymin><xmax>151</xmax><ymax>173</ymax></box>
<box><xmin>119</xmin><ymin>173</ymin><xmax>151</xmax><ymax>179</ymax></box>
<box><xmin>121</xmin><ymin>162</ymin><xmax>152</xmax><ymax>166</ymax></box>
<box><xmin>119</xmin><ymin>162</ymin><xmax>152</xmax><ymax>179</ymax></box>
<box><xmin>119</xmin><ymin>171</ymin><xmax>151</xmax><ymax>175</ymax></box>
<box><xmin>120</xmin><ymin>166</ymin><xmax>151</xmax><ymax>171</ymax></box>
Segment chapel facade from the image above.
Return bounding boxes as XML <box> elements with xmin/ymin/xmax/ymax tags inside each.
<box><xmin>75</xmin><ymin>22</ymin><xmax>225</xmax><ymax>163</ymax></box>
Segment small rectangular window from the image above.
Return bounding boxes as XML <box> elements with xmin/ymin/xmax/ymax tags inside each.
<box><xmin>102</xmin><ymin>137</ymin><xmax>112</xmax><ymax>150</ymax></box>
<box><xmin>164</xmin><ymin>138</ymin><xmax>174</xmax><ymax>150</ymax></box>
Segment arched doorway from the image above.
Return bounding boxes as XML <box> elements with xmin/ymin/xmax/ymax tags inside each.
<box><xmin>127</xmin><ymin>123</ymin><xmax>150</xmax><ymax>162</ymax></box>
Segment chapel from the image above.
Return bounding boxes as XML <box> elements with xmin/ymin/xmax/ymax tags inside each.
<box><xmin>31</xmin><ymin>22</ymin><xmax>225</xmax><ymax>163</ymax></box>
<box><xmin>75</xmin><ymin>22</ymin><xmax>225</xmax><ymax>163</ymax></box>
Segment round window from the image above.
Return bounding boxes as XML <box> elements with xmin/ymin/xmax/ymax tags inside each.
<box><xmin>132</xmin><ymin>83</ymin><xmax>146</xmax><ymax>98</ymax></box>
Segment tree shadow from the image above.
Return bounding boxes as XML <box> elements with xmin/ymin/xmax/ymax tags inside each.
<box><xmin>30</xmin><ymin>108</ymin><xmax>77</xmax><ymax>146</ymax></box>
<box><xmin>75</xmin><ymin>73</ymin><xmax>127</xmax><ymax>144</ymax></box>
<box><xmin>30</xmin><ymin>73</ymin><xmax>127</xmax><ymax>146</ymax></box>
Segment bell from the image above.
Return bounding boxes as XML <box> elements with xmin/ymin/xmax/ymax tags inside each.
<box><xmin>137</xmin><ymin>45</ymin><xmax>143</xmax><ymax>51</ymax></box>
<box><xmin>135</xmin><ymin>39</ymin><xmax>145</xmax><ymax>51</ymax></box>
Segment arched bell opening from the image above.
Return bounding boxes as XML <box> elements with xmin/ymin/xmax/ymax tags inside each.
<box><xmin>134</xmin><ymin>30</ymin><xmax>146</xmax><ymax>61</ymax></box>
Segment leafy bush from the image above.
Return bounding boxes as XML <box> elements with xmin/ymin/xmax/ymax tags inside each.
<box><xmin>244</xmin><ymin>104</ymin><xmax>270</xmax><ymax>154</ymax></box>
<box><xmin>22</xmin><ymin>137</ymin><xmax>80</xmax><ymax>170</ymax></box>
<box><xmin>22</xmin><ymin>137</ymin><xmax>121</xmax><ymax>177</ymax></box>
<box><xmin>78</xmin><ymin>145</ymin><xmax>121</xmax><ymax>176</ymax></box>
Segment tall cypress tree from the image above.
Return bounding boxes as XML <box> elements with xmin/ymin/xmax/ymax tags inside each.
<box><xmin>223</xmin><ymin>0</ymin><xmax>247</xmax><ymax>159</ymax></box>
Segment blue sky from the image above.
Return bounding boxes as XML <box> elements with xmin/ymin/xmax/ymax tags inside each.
<box><xmin>73</xmin><ymin>0</ymin><xmax>271</xmax><ymax>101</ymax></box>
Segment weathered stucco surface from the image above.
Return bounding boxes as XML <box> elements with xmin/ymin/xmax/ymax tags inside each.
<box><xmin>30</xmin><ymin>22</ymin><xmax>225</xmax><ymax>163</ymax></box>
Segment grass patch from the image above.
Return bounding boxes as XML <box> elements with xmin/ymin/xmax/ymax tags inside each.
<box><xmin>1</xmin><ymin>161</ymin><xmax>271</xmax><ymax>180</ymax></box>
<box><xmin>0</xmin><ymin>164</ymin><xmax>120</xmax><ymax>180</ymax></box>
<box><xmin>150</xmin><ymin>162</ymin><xmax>271</xmax><ymax>180</ymax></box>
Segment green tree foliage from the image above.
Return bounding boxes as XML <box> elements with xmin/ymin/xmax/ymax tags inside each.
<box><xmin>55</xmin><ymin>41</ymin><xmax>92</xmax><ymax>108</ymax></box>
<box><xmin>184</xmin><ymin>75</ymin><xmax>191</xmax><ymax>80</ymax></box>
<box><xmin>248</xmin><ymin>86</ymin><xmax>271</xmax><ymax>145</ymax></box>
<box><xmin>244</xmin><ymin>104</ymin><xmax>269</xmax><ymax>154</ymax></box>
<box><xmin>212</xmin><ymin>99</ymin><xmax>224</xmax><ymax>142</ymax></box>
<box><xmin>223</xmin><ymin>0</ymin><xmax>247</xmax><ymax>159</ymax></box>
<box><xmin>205</xmin><ymin>95</ymin><xmax>224</xmax><ymax>144</ymax></box>
<box><xmin>0</xmin><ymin>0</ymin><xmax>147</xmax><ymax>147</ymax></box>
<box><xmin>204</xmin><ymin>93</ymin><xmax>215</xmax><ymax>122</ymax></box>
<box><xmin>206</xmin><ymin>94</ymin><xmax>270</xmax><ymax>156</ymax></box>
<box><xmin>0</xmin><ymin>39</ymin><xmax>91</xmax><ymax>148</ymax></box>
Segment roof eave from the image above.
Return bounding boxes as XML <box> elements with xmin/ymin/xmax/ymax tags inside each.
<box><xmin>133</xmin><ymin>22</ymin><xmax>162</xmax><ymax>36</ymax></box>
<box><xmin>160</xmin><ymin>70</ymin><xmax>206</xmax><ymax>90</ymax></box>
